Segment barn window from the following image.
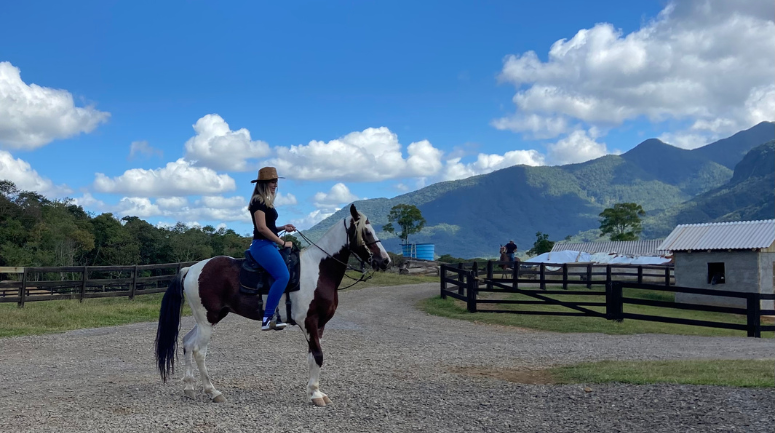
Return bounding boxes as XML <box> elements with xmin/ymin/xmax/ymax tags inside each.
<box><xmin>707</xmin><ymin>262</ymin><xmax>725</xmax><ymax>285</ymax></box>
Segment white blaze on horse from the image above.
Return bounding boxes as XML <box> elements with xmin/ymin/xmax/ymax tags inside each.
<box><xmin>155</xmin><ymin>204</ymin><xmax>390</xmax><ymax>406</ymax></box>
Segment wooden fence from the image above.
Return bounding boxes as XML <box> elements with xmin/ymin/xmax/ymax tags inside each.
<box><xmin>440</xmin><ymin>261</ymin><xmax>775</xmax><ymax>338</ymax></box>
<box><xmin>0</xmin><ymin>262</ymin><xmax>197</xmax><ymax>307</ymax></box>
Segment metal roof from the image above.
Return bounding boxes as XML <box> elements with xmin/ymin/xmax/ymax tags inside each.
<box><xmin>551</xmin><ymin>239</ymin><xmax>666</xmax><ymax>257</ymax></box>
<box><xmin>657</xmin><ymin>219</ymin><xmax>775</xmax><ymax>252</ymax></box>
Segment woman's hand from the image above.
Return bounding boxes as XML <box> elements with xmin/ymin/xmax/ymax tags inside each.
<box><xmin>282</xmin><ymin>241</ymin><xmax>293</xmax><ymax>249</ymax></box>
<box><xmin>281</xmin><ymin>224</ymin><xmax>297</xmax><ymax>233</ymax></box>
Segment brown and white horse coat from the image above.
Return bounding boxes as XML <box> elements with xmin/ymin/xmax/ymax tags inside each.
<box><xmin>155</xmin><ymin>204</ymin><xmax>390</xmax><ymax>406</ymax></box>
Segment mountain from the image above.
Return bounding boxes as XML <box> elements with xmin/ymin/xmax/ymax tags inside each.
<box><xmin>691</xmin><ymin>121</ymin><xmax>774</xmax><ymax>169</ymax></box>
<box><xmin>304</xmin><ymin>123</ymin><xmax>774</xmax><ymax>259</ymax></box>
<box><xmin>644</xmin><ymin>140</ymin><xmax>775</xmax><ymax>237</ymax></box>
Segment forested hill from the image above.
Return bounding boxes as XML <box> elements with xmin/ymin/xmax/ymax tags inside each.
<box><xmin>305</xmin><ymin>121</ymin><xmax>774</xmax><ymax>258</ymax></box>
<box><xmin>0</xmin><ymin>182</ymin><xmax>253</xmax><ymax>268</ymax></box>
<box><xmin>643</xmin><ymin>140</ymin><xmax>775</xmax><ymax>237</ymax></box>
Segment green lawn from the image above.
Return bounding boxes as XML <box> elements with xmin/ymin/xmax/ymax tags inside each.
<box><xmin>421</xmin><ymin>284</ymin><xmax>774</xmax><ymax>337</ymax></box>
<box><xmin>550</xmin><ymin>359</ymin><xmax>775</xmax><ymax>388</ymax></box>
<box><xmin>342</xmin><ymin>270</ymin><xmax>438</xmax><ymax>290</ymax></box>
<box><xmin>0</xmin><ymin>293</ymin><xmax>192</xmax><ymax>338</ymax></box>
<box><xmin>0</xmin><ymin>271</ymin><xmax>437</xmax><ymax>338</ymax></box>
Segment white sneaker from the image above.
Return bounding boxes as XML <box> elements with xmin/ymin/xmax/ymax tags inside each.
<box><xmin>261</xmin><ymin>317</ymin><xmax>272</xmax><ymax>331</ymax></box>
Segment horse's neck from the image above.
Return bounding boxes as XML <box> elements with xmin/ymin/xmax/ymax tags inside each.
<box><xmin>300</xmin><ymin>220</ymin><xmax>350</xmax><ymax>287</ymax></box>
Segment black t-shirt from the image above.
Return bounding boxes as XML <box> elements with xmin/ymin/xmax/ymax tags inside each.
<box><xmin>248</xmin><ymin>200</ymin><xmax>279</xmax><ymax>240</ymax></box>
<box><xmin>505</xmin><ymin>242</ymin><xmax>517</xmax><ymax>253</ymax></box>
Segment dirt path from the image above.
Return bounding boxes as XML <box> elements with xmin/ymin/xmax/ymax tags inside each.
<box><xmin>0</xmin><ymin>283</ymin><xmax>772</xmax><ymax>432</ymax></box>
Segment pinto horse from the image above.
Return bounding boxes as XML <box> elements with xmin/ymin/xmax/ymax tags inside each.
<box><xmin>155</xmin><ymin>204</ymin><xmax>390</xmax><ymax>406</ymax></box>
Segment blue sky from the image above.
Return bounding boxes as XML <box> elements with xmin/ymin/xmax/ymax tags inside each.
<box><xmin>1</xmin><ymin>0</ymin><xmax>772</xmax><ymax>234</ymax></box>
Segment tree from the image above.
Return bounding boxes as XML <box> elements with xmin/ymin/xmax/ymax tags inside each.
<box><xmin>599</xmin><ymin>203</ymin><xmax>646</xmax><ymax>241</ymax></box>
<box><xmin>382</xmin><ymin>204</ymin><xmax>426</xmax><ymax>244</ymax></box>
<box><xmin>527</xmin><ymin>232</ymin><xmax>554</xmax><ymax>256</ymax></box>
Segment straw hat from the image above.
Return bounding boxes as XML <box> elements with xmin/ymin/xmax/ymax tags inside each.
<box><xmin>250</xmin><ymin>167</ymin><xmax>284</xmax><ymax>183</ymax></box>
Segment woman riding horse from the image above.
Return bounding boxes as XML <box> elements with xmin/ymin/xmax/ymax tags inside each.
<box><xmin>155</xmin><ymin>204</ymin><xmax>390</xmax><ymax>406</ymax></box>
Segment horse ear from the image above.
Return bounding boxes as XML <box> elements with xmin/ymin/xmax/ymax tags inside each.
<box><xmin>350</xmin><ymin>204</ymin><xmax>359</xmax><ymax>220</ymax></box>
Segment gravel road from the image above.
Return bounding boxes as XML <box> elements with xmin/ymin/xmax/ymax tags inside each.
<box><xmin>1</xmin><ymin>283</ymin><xmax>772</xmax><ymax>432</ymax></box>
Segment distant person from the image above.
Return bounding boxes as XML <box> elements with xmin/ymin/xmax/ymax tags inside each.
<box><xmin>505</xmin><ymin>240</ymin><xmax>517</xmax><ymax>262</ymax></box>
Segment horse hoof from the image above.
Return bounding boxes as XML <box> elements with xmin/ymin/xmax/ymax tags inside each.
<box><xmin>323</xmin><ymin>396</ymin><xmax>332</xmax><ymax>405</ymax></box>
<box><xmin>212</xmin><ymin>394</ymin><xmax>227</xmax><ymax>403</ymax></box>
<box><xmin>311</xmin><ymin>397</ymin><xmax>326</xmax><ymax>407</ymax></box>
<box><xmin>184</xmin><ymin>390</ymin><xmax>197</xmax><ymax>399</ymax></box>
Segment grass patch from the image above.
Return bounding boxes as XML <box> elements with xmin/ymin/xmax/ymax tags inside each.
<box><xmin>1</xmin><ymin>272</ymin><xmax>437</xmax><ymax>338</ymax></box>
<box><xmin>0</xmin><ymin>293</ymin><xmax>192</xmax><ymax>338</ymax></box>
<box><xmin>342</xmin><ymin>270</ymin><xmax>438</xmax><ymax>289</ymax></box>
<box><xmin>421</xmin><ymin>285</ymin><xmax>774</xmax><ymax>337</ymax></box>
<box><xmin>550</xmin><ymin>359</ymin><xmax>775</xmax><ymax>388</ymax></box>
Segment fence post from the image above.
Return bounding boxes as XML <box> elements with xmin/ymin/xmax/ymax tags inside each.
<box><xmin>466</xmin><ymin>272</ymin><xmax>477</xmax><ymax>313</ymax></box>
<box><xmin>606</xmin><ymin>281</ymin><xmax>623</xmax><ymax>322</ymax></box>
<box><xmin>664</xmin><ymin>266</ymin><xmax>670</xmax><ymax>287</ymax></box>
<box><xmin>129</xmin><ymin>265</ymin><xmax>138</xmax><ymax>300</ymax></box>
<box><xmin>440</xmin><ymin>265</ymin><xmax>447</xmax><ymax>300</ymax></box>
<box><xmin>457</xmin><ymin>263</ymin><xmax>464</xmax><ymax>295</ymax></box>
<box><xmin>512</xmin><ymin>261</ymin><xmax>519</xmax><ymax>291</ymax></box>
<box><xmin>746</xmin><ymin>294</ymin><xmax>761</xmax><ymax>338</ymax></box>
<box><xmin>562</xmin><ymin>263</ymin><xmax>568</xmax><ymax>290</ymax></box>
<box><xmin>539</xmin><ymin>263</ymin><xmax>546</xmax><ymax>290</ymax></box>
<box><xmin>637</xmin><ymin>266</ymin><xmax>643</xmax><ymax>284</ymax></box>
<box><xmin>606</xmin><ymin>265</ymin><xmax>612</xmax><ymax>288</ymax></box>
<box><xmin>486</xmin><ymin>260</ymin><xmax>493</xmax><ymax>291</ymax></box>
<box><xmin>17</xmin><ymin>268</ymin><xmax>27</xmax><ymax>308</ymax></box>
<box><xmin>586</xmin><ymin>264</ymin><xmax>592</xmax><ymax>289</ymax></box>
<box><xmin>80</xmin><ymin>266</ymin><xmax>88</xmax><ymax>303</ymax></box>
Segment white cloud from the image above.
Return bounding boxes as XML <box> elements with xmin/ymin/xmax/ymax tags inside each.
<box><xmin>313</xmin><ymin>183</ymin><xmax>359</xmax><ymax>209</ymax></box>
<box><xmin>184</xmin><ymin>114</ymin><xmax>270</xmax><ymax>171</ymax></box>
<box><xmin>71</xmin><ymin>192</ymin><xmax>105</xmax><ymax>210</ymax></box>
<box><xmin>0</xmin><ymin>150</ymin><xmax>72</xmax><ymax>196</ymax></box>
<box><xmin>93</xmin><ymin>158</ymin><xmax>236</xmax><ymax>197</ymax></box>
<box><xmin>129</xmin><ymin>140</ymin><xmax>163</xmax><ymax>160</ymax></box>
<box><xmin>100</xmin><ymin>194</ymin><xmax>250</xmax><ymax>223</ymax></box>
<box><xmin>0</xmin><ymin>62</ymin><xmax>109</xmax><ymax>149</ymax></box>
<box><xmin>546</xmin><ymin>130</ymin><xmax>608</xmax><ymax>165</ymax></box>
<box><xmin>491</xmin><ymin>114</ymin><xmax>570</xmax><ymax>139</ymax></box>
<box><xmin>493</xmin><ymin>0</ymin><xmax>775</xmax><ymax>143</ymax></box>
<box><xmin>157</xmin><ymin>196</ymin><xmax>188</xmax><ymax>209</ymax></box>
<box><xmin>292</xmin><ymin>209</ymin><xmax>337</xmax><ymax>230</ymax></box>
<box><xmin>267</xmin><ymin>127</ymin><xmax>444</xmax><ymax>181</ymax></box>
<box><xmin>274</xmin><ymin>192</ymin><xmax>297</xmax><ymax>206</ymax></box>
<box><xmin>441</xmin><ymin>149</ymin><xmax>545</xmax><ymax>181</ymax></box>
<box><xmin>113</xmin><ymin>197</ymin><xmax>161</xmax><ymax>218</ymax></box>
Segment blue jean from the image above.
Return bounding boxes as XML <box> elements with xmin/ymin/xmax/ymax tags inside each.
<box><xmin>249</xmin><ymin>239</ymin><xmax>290</xmax><ymax>319</ymax></box>
<box><xmin>507</xmin><ymin>253</ymin><xmax>515</xmax><ymax>262</ymax></box>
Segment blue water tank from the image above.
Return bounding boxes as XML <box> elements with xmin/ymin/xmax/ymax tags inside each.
<box><xmin>401</xmin><ymin>243</ymin><xmax>435</xmax><ymax>261</ymax></box>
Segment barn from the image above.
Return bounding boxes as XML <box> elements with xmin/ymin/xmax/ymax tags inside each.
<box><xmin>657</xmin><ymin>219</ymin><xmax>775</xmax><ymax>309</ymax></box>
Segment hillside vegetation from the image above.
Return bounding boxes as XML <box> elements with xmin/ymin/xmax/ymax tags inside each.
<box><xmin>306</xmin><ymin>122</ymin><xmax>774</xmax><ymax>258</ymax></box>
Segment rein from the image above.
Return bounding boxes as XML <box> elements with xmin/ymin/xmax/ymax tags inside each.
<box><xmin>292</xmin><ymin>219</ymin><xmax>380</xmax><ymax>290</ymax></box>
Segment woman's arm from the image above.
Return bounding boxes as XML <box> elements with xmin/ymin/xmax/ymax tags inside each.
<box><xmin>253</xmin><ymin>210</ymin><xmax>290</xmax><ymax>247</ymax></box>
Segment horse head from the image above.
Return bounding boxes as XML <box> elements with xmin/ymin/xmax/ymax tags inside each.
<box><xmin>347</xmin><ymin>204</ymin><xmax>391</xmax><ymax>271</ymax></box>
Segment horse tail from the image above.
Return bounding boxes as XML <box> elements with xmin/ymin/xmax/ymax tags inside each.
<box><xmin>155</xmin><ymin>267</ymin><xmax>190</xmax><ymax>383</ymax></box>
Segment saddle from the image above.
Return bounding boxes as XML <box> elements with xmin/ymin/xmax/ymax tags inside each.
<box><xmin>239</xmin><ymin>246</ymin><xmax>301</xmax><ymax>296</ymax></box>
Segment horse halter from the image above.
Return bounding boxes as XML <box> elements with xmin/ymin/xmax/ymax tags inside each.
<box><xmin>344</xmin><ymin>215</ymin><xmax>382</xmax><ymax>270</ymax></box>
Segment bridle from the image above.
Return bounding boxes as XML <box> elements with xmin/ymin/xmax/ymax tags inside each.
<box><xmin>294</xmin><ymin>216</ymin><xmax>383</xmax><ymax>290</ymax></box>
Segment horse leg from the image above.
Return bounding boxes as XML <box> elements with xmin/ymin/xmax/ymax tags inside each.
<box><xmin>182</xmin><ymin>326</ymin><xmax>198</xmax><ymax>399</ymax></box>
<box><xmin>191</xmin><ymin>323</ymin><xmax>226</xmax><ymax>403</ymax></box>
<box><xmin>306</xmin><ymin>326</ymin><xmax>331</xmax><ymax>406</ymax></box>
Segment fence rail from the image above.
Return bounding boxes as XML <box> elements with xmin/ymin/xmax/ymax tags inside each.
<box><xmin>440</xmin><ymin>261</ymin><xmax>773</xmax><ymax>338</ymax></box>
<box><xmin>0</xmin><ymin>262</ymin><xmax>197</xmax><ymax>307</ymax></box>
